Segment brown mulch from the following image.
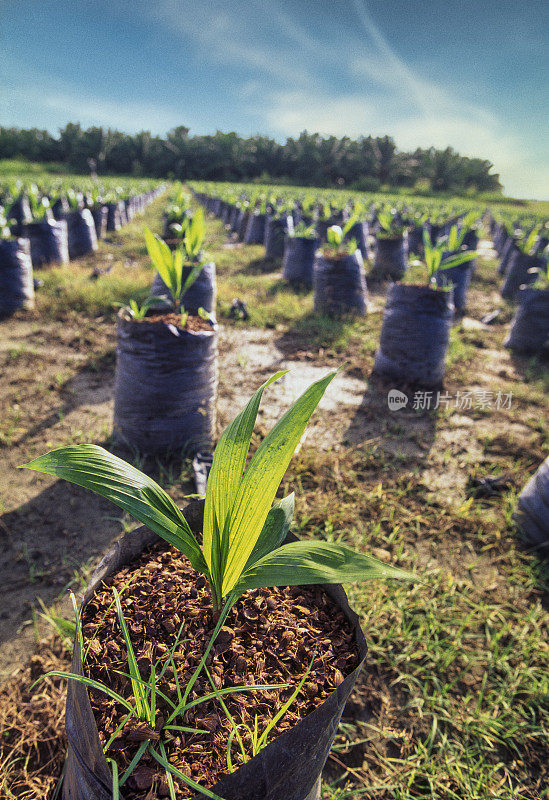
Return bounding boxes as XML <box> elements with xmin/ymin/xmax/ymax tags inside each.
<box><xmin>139</xmin><ymin>313</ymin><xmax>213</xmax><ymax>331</ymax></box>
<box><xmin>0</xmin><ymin>636</ymin><xmax>68</xmax><ymax>799</ymax></box>
<box><xmin>80</xmin><ymin>541</ymin><xmax>360</xmax><ymax>798</ymax></box>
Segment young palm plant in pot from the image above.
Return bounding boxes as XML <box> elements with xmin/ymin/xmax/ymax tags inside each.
<box><xmin>23</xmin><ymin>370</ymin><xmax>411</xmax><ymax>800</ymax></box>
<box><xmin>264</xmin><ymin>204</ymin><xmax>293</xmax><ymax>261</ymax></box>
<box><xmin>373</xmin><ymin>234</ymin><xmax>474</xmax><ymax>386</ymax></box>
<box><xmin>313</xmin><ymin>223</ymin><xmax>368</xmax><ymax>315</ymax></box>
<box><xmin>0</xmin><ymin>207</ymin><xmax>34</xmax><ymax>316</ymax></box>
<box><xmin>344</xmin><ymin>201</ymin><xmax>371</xmax><ymax>260</ymax></box>
<box><xmin>434</xmin><ymin>223</ymin><xmax>479</xmax><ymax>312</ymax></box>
<box><xmin>24</xmin><ymin>192</ymin><xmax>70</xmax><ymax>268</ymax></box>
<box><xmin>113</xmin><ymin>223</ymin><xmax>217</xmax><ymax>456</ymax></box>
<box><xmin>282</xmin><ymin>222</ymin><xmax>319</xmax><ymax>286</ymax></box>
<box><xmin>505</xmin><ymin>260</ymin><xmax>549</xmax><ymax>353</ymax></box>
<box><xmin>151</xmin><ymin>209</ymin><xmax>216</xmax><ymax>315</ymax></box>
<box><xmin>501</xmin><ymin>227</ymin><xmax>545</xmax><ymax>301</ymax></box>
<box><xmin>64</xmin><ymin>189</ymin><xmax>98</xmax><ymax>259</ymax></box>
<box><xmin>372</xmin><ymin>207</ymin><xmax>408</xmax><ymax>279</ymax></box>
<box><xmin>244</xmin><ymin>196</ymin><xmax>269</xmax><ymax>245</ymax></box>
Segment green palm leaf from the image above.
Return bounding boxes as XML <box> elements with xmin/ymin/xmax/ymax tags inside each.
<box><xmin>20</xmin><ymin>445</ymin><xmax>207</xmax><ymax>574</ymax></box>
<box><xmin>202</xmin><ymin>371</ymin><xmax>286</xmax><ymax>582</ymax></box>
<box><xmin>235</xmin><ymin>540</ymin><xmax>411</xmax><ymax>593</ymax></box>
<box><xmin>220</xmin><ymin>371</ymin><xmax>337</xmax><ymax>597</ymax></box>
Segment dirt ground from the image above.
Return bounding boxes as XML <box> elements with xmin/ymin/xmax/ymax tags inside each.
<box><xmin>1</xmin><ymin>301</ymin><xmax>546</xmax><ymax>681</ymax></box>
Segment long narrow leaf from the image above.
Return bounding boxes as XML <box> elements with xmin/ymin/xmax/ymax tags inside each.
<box><xmin>221</xmin><ymin>371</ymin><xmax>337</xmax><ymax>596</ymax></box>
<box><xmin>243</xmin><ymin>494</ymin><xmax>294</xmax><ymax>571</ymax></box>
<box><xmin>114</xmin><ymin>589</ymin><xmax>149</xmax><ymax>722</ymax></box>
<box><xmin>21</xmin><ymin>445</ymin><xmax>207</xmax><ymax>574</ymax></box>
<box><xmin>235</xmin><ymin>540</ymin><xmax>412</xmax><ymax>593</ymax></box>
<box><xmin>202</xmin><ymin>372</ymin><xmax>287</xmax><ymax>578</ymax></box>
<box><xmin>40</xmin><ymin>671</ymin><xmax>136</xmax><ymax>715</ymax></box>
<box><xmin>145</xmin><ymin>228</ymin><xmax>176</xmax><ymax>296</ymax></box>
<box><xmin>150</xmin><ymin>746</ymin><xmax>226</xmax><ymax>800</ymax></box>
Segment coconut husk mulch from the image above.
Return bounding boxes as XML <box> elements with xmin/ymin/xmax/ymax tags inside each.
<box><xmin>81</xmin><ymin>540</ymin><xmax>360</xmax><ymax>798</ymax></box>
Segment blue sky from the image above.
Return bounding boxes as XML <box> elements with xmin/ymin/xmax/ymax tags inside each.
<box><xmin>2</xmin><ymin>0</ymin><xmax>548</xmax><ymax>198</ymax></box>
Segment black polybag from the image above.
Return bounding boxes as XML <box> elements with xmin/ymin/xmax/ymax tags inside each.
<box><xmin>237</xmin><ymin>211</ymin><xmax>250</xmax><ymax>242</ymax></box>
<box><xmin>62</xmin><ymin>500</ymin><xmax>367</xmax><ymax>800</ymax></box>
<box><xmin>23</xmin><ymin>219</ymin><xmax>69</xmax><ymax>267</ymax></box>
<box><xmin>504</xmin><ymin>288</ymin><xmax>549</xmax><ymax>353</ymax></box>
<box><xmin>0</xmin><ymin>238</ymin><xmax>34</xmax><ymax>316</ymax></box>
<box><xmin>150</xmin><ymin>261</ymin><xmax>217</xmax><ymax>315</ymax></box>
<box><xmin>8</xmin><ymin>196</ymin><xmax>32</xmax><ymax>236</ymax></box>
<box><xmin>113</xmin><ymin>312</ymin><xmax>218</xmax><ymax>455</ymax></box>
<box><xmin>501</xmin><ymin>252</ymin><xmax>543</xmax><ymax>300</ymax></box>
<box><xmin>373</xmin><ymin>283</ymin><xmax>454</xmax><ymax>387</ymax></box>
<box><xmin>282</xmin><ymin>237</ymin><xmax>318</xmax><ymax>286</ymax></box>
<box><xmin>498</xmin><ymin>239</ymin><xmax>516</xmax><ymax>276</ymax></box>
<box><xmin>435</xmin><ymin>261</ymin><xmax>473</xmax><ymax>312</ymax></box>
<box><xmin>264</xmin><ymin>216</ymin><xmax>289</xmax><ymax>260</ymax></box>
<box><xmin>514</xmin><ymin>457</ymin><xmax>549</xmax><ymax>548</ymax></box>
<box><xmin>244</xmin><ymin>213</ymin><xmax>266</xmax><ymax>245</ymax></box>
<box><xmin>65</xmin><ymin>209</ymin><xmax>98</xmax><ymax>259</ymax></box>
<box><xmin>106</xmin><ymin>202</ymin><xmax>126</xmax><ymax>232</ymax></box>
<box><xmin>406</xmin><ymin>226</ymin><xmax>424</xmax><ymax>256</ymax></box>
<box><xmin>91</xmin><ymin>206</ymin><xmax>108</xmax><ymax>240</ymax></box>
<box><xmin>313</xmin><ymin>251</ymin><xmax>368</xmax><ymax>315</ymax></box>
<box><xmin>345</xmin><ymin>221</ymin><xmax>370</xmax><ymax>260</ymax></box>
<box><xmin>372</xmin><ymin>236</ymin><xmax>408</xmax><ymax>280</ymax></box>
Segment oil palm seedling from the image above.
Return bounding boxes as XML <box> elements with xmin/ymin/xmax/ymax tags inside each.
<box><xmin>372</xmin><ymin>206</ymin><xmax>408</xmax><ymax>279</ymax></box>
<box><xmin>149</xmin><ymin>207</ymin><xmax>215</xmax><ymax>315</ymax></box>
<box><xmin>502</xmin><ymin>226</ymin><xmax>546</xmax><ymax>300</ymax></box>
<box><xmin>505</xmin><ymin>257</ymin><xmax>549</xmax><ymax>353</ymax></box>
<box><xmin>23</xmin><ymin>371</ymin><xmax>409</xmax><ymax>797</ymax></box>
<box><xmin>313</xmin><ymin>223</ymin><xmax>368</xmax><ymax>315</ymax></box>
<box><xmin>0</xmin><ymin>206</ymin><xmax>35</xmax><ymax>315</ymax></box>
<box><xmin>23</xmin><ymin>370</ymin><xmax>407</xmax><ymax>611</ymax></box>
<box><xmin>373</xmin><ymin>233</ymin><xmax>473</xmax><ymax>386</ymax></box>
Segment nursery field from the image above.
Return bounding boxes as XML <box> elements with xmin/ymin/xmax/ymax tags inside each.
<box><xmin>0</xmin><ymin>177</ymin><xmax>548</xmax><ymax>800</ymax></box>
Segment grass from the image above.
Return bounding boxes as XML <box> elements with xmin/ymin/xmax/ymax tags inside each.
<box><xmin>1</xmin><ymin>186</ymin><xmax>548</xmax><ymax>799</ymax></box>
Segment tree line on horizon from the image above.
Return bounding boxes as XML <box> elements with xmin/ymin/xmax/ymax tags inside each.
<box><xmin>0</xmin><ymin>123</ymin><xmax>502</xmax><ymax>195</ymax></box>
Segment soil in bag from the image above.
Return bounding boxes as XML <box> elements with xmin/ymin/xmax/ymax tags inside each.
<box><xmin>63</xmin><ymin>506</ymin><xmax>366</xmax><ymax>800</ymax></box>
<box><xmin>515</xmin><ymin>457</ymin><xmax>549</xmax><ymax>549</ymax></box>
<box><xmin>505</xmin><ymin>288</ymin><xmax>549</xmax><ymax>353</ymax></box>
<box><xmin>373</xmin><ymin>283</ymin><xmax>454</xmax><ymax>387</ymax></box>
<box><xmin>113</xmin><ymin>312</ymin><xmax>217</xmax><ymax>455</ymax></box>
<box><xmin>313</xmin><ymin>251</ymin><xmax>368</xmax><ymax>315</ymax></box>
<box><xmin>282</xmin><ymin>237</ymin><xmax>318</xmax><ymax>286</ymax></box>
<box><xmin>24</xmin><ymin>219</ymin><xmax>69</xmax><ymax>268</ymax></box>
<box><xmin>0</xmin><ymin>238</ymin><xmax>34</xmax><ymax>316</ymax></box>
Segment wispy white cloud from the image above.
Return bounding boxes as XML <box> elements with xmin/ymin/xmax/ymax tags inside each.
<box><xmin>4</xmin><ymin>67</ymin><xmax>190</xmax><ymax>135</ymax></box>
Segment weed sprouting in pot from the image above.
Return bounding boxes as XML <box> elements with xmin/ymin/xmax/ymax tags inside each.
<box><xmin>209</xmin><ymin>652</ymin><xmax>317</xmax><ymax>772</ymax></box>
<box><xmin>37</xmin><ymin>591</ymin><xmax>286</xmax><ymax>798</ymax></box>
